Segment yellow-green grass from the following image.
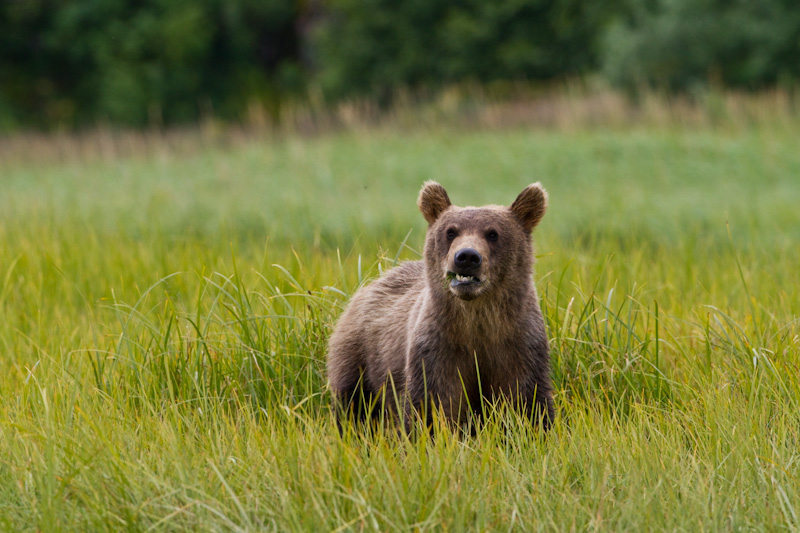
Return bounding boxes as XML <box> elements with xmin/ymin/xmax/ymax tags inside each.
<box><xmin>1</xmin><ymin>111</ymin><xmax>799</xmax><ymax>530</ymax></box>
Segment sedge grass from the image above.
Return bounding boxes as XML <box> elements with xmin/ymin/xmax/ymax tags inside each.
<box><xmin>1</xmin><ymin>106</ymin><xmax>799</xmax><ymax>530</ymax></box>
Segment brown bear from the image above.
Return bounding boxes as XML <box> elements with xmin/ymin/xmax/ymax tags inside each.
<box><xmin>327</xmin><ymin>181</ymin><xmax>553</xmax><ymax>431</ymax></box>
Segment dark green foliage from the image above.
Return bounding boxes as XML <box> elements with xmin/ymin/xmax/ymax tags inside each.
<box><xmin>314</xmin><ymin>0</ymin><xmax>618</xmax><ymax>101</ymax></box>
<box><xmin>1</xmin><ymin>0</ymin><xmax>799</xmax><ymax>129</ymax></box>
<box><xmin>0</xmin><ymin>0</ymin><xmax>303</xmax><ymax>128</ymax></box>
<box><xmin>603</xmin><ymin>0</ymin><xmax>800</xmax><ymax>92</ymax></box>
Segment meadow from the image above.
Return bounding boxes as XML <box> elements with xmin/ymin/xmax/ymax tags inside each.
<box><xmin>1</xmin><ymin>94</ymin><xmax>800</xmax><ymax>530</ymax></box>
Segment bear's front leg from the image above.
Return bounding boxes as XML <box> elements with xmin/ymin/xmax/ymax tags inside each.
<box><xmin>403</xmin><ymin>354</ymin><xmax>434</xmax><ymax>434</ymax></box>
<box><xmin>525</xmin><ymin>385</ymin><xmax>554</xmax><ymax>431</ymax></box>
<box><xmin>403</xmin><ymin>339</ymin><xmax>481</xmax><ymax>432</ymax></box>
<box><xmin>518</xmin><ymin>333</ymin><xmax>554</xmax><ymax>431</ymax></box>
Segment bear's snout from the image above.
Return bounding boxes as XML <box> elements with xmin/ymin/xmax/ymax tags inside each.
<box><xmin>454</xmin><ymin>248</ymin><xmax>482</xmax><ymax>274</ymax></box>
<box><xmin>447</xmin><ymin>244</ymin><xmax>486</xmax><ymax>299</ymax></box>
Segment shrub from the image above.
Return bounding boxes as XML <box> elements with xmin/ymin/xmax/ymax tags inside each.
<box><xmin>0</xmin><ymin>0</ymin><xmax>303</xmax><ymax>128</ymax></box>
<box><xmin>602</xmin><ymin>0</ymin><xmax>800</xmax><ymax>92</ymax></box>
<box><xmin>312</xmin><ymin>0</ymin><xmax>619</xmax><ymax>101</ymax></box>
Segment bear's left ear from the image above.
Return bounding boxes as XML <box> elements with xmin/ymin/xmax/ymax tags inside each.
<box><xmin>417</xmin><ymin>181</ymin><xmax>452</xmax><ymax>224</ymax></box>
<box><xmin>510</xmin><ymin>183</ymin><xmax>548</xmax><ymax>232</ymax></box>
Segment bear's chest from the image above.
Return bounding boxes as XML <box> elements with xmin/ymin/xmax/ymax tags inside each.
<box><xmin>439</xmin><ymin>340</ymin><xmax>522</xmax><ymax>394</ymax></box>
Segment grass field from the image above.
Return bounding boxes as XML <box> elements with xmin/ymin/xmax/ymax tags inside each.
<box><xmin>2</xmin><ymin>96</ymin><xmax>800</xmax><ymax>530</ymax></box>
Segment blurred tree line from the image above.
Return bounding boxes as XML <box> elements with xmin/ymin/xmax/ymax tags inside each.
<box><xmin>1</xmin><ymin>0</ymin><xmax>798</xmax><ymax>129</ymax></box>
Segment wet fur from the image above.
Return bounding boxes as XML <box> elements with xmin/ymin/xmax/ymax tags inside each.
<box><xmin>327</xmin><ymin>182</ymin><xmax>553</xmax><ymax>431</ymax></box>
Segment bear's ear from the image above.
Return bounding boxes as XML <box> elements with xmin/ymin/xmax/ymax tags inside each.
<box><xmin>510</xmin><ymin>183</ymin><xmax>548</xmax><ymax>232</ymax></box>
<box><xmin>417</xmin><ymin>181</ymin><xmax>452</xmax><ymax>224</ymax></box>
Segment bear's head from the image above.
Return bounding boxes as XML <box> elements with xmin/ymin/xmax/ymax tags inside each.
<box><xmin>417</xmin><ymin>181</ymin><xmax>547</xmax><ymax>302</ymax></box>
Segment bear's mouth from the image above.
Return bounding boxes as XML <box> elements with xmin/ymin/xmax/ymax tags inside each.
<box><xmin>447</xmin><ymin>272</ymin><xmax>481</xmax><ymax>287</ymax></box>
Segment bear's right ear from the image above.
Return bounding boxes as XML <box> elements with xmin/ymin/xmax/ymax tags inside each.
<box><xmin>510</xmin><ymin>182</ymin><xmax>548</xmax><ymax>232</ymax></box>
<box><xmin>417</xmin><ymin>181</ymin><xmax>452</xmax><ymax>224</ymax></box>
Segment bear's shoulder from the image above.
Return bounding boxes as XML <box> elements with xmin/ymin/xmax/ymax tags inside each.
<box><xmin>371</xmin><ymin>260</ymin><xmax>425</xmax><ymax>293</ymax></box>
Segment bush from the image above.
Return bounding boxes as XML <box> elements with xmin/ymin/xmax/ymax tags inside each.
<box><xmin>313</xmin><ymin>0</ymin><xmax>619</xmax><ymax>101</ymax></box>
<box><xmin>0</xmin><ymin>0</ymin><xmax>303</xmax><ymax>128</ymax></box>
<box><xmin>602</xmin><ymin>0</ymin><xmax>800</xmax><ymax>92</ymax></box>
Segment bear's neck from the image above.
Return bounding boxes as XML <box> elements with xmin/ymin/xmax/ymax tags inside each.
<box><xmin>430</xmin><ymin>280</ymin><xmax>534</xmax><ymax>345</ymax></box>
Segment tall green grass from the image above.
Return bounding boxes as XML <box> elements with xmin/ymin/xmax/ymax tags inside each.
<box><xmin>1</xmin><ymin>106</ymin><xmax>799</xmax><ymax>529</ymax></box>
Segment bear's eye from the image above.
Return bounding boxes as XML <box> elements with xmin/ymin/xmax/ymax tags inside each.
<box><xmin>486</xmin><ymin>230</ymin><xmax>499</xmax><ymax>242</ymax></box>
<box><xmin>446</xmin><ymin>228</ymin><xmax>457</xmax><ymax>241</ymax></box>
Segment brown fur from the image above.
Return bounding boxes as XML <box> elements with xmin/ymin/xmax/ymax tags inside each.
<box><xmin>327</xmin><ymin>182</ymin><xmax>553</xmax><ymax>431</ymax></box>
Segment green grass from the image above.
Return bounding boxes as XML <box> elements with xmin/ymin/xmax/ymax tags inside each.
<box><xmin>2</xmin><ymin>107</ymin><xmax>800</xmax><ymax>530</ymax></box>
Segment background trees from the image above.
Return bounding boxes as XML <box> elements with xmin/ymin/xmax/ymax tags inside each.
<box><xmin>1</xmin><ymin>0</ymin><xmax>797</xmax><ymax>129</ymax></box>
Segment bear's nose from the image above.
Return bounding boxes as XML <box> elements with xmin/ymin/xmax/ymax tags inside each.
<box><xmin>454</xmin><ymin>248</ymin><xmax>482</xmax><ymax>273</ymax></box>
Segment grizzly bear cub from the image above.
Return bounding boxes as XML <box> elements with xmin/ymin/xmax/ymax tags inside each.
<box><xmin>327</xmin><ymin>181</ymin><xmax>553</xmax><ymax>431</ymax></box>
